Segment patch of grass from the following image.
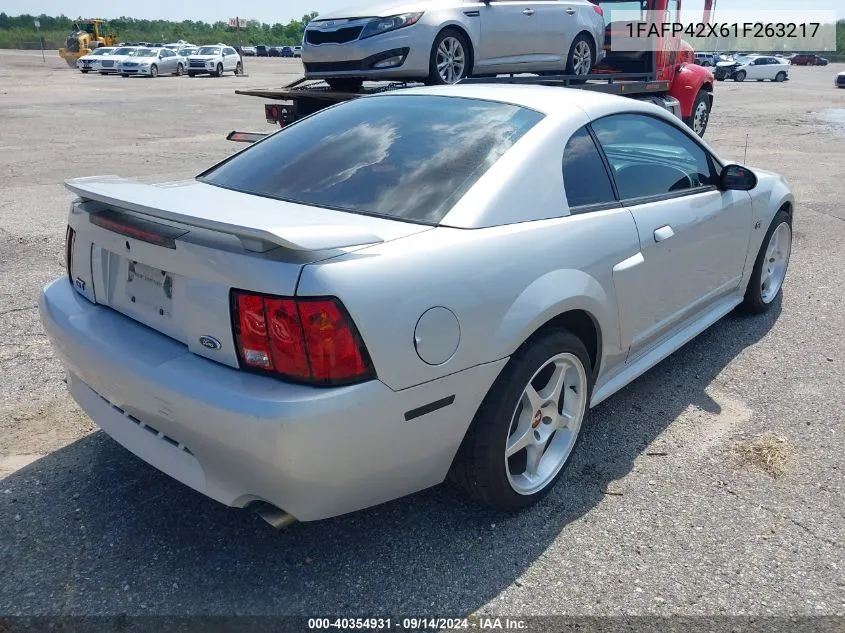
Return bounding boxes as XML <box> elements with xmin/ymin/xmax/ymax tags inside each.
<box><xmin>734</xmin><ymin>434</ymin><xmax>789</xmax><ymax>479</ymax></box>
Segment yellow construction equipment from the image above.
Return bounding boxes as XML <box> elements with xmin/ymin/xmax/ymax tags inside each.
<box><xmin>58</xmin><ymin>19</ymin><xmax>118</xmax><ymax>67</ymax></box>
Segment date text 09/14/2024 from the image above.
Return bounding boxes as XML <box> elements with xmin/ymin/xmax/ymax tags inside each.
<box><xmin>307</xmin><ymin>617</ymin><xmax>528</xmax><ymax>630</ymax></box>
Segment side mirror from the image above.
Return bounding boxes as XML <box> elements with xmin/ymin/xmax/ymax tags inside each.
<box><xmin>720</xmin><ymin>164</ymin><xmax>757</xmax><ymax>191</ymax></box>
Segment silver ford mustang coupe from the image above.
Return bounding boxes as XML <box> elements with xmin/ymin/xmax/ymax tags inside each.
<box><xmin>40</xmin><ymin>85</ymin><xmax>793</xmax><ymax>523</ymax></box>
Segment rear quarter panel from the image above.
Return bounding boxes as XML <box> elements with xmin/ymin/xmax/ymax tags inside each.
<box><xmin>297</xmin><ymin>209</ymin><xmax>641</xmax><ymax>391</ymax></box>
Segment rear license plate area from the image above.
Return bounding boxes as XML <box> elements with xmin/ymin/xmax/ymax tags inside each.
<box><xmin>125</xmin><ymin>260</ymin><xmax>174</xmax><ymax>319</ymax></box>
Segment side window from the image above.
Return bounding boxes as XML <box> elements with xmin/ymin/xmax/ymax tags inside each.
<box><xmin>562</xmin><ymin>127</ymin><xmax>617</xmax><ymax>211</ymax></box>
<box><xmin>592</xmin><ymin>114</ymin><xmax>717</xmax><ymax>201</ymax></box>
<box><xmin>225</xmin><ymin>48</ymin><xmax>236</xmax><ymax>56</ymax></box>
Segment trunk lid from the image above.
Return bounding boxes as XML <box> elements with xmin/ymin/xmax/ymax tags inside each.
<box><xmin>66</xmin><ymin>176</ymin><xmax>429</xmax><ymax>369</ymax></box>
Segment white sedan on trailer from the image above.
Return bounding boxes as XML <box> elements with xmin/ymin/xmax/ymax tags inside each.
<box><xmin>40</xmin><ymin>85</ymin><xmax>794</xmax><ymax>525</ymax></box>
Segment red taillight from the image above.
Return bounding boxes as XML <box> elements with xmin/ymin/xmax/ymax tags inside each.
<box><xmin>231</xmin><ymin>291</ymin><xmax>374</xmax><ymax>386</ymax></box>
<box><xmin>65</xmin><ymin>225</ymin><xmax>76</xmax><ymax>284</ymax></box>
<box><xmin>592</xmin><ymin>4</ymin><xmax>604</xmax><ymax>16</ymax></box>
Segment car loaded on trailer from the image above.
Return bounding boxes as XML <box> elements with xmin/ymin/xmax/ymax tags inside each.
<box><xmin>233</xmin><ymin>0</ymin><xmax>716</xmax><ymax>138</ymax></box>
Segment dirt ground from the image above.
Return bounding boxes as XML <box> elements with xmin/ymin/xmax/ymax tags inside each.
<box><xmin>0</xmin><ymin>50</ymin><xmax>844</xmax><ymax>617</ymax></box>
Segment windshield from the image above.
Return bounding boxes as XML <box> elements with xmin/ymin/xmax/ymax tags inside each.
<box><xmin>199</xmin><ymin>95</ymin><xmax>544</xmax><ymax>224</ymax></box>
<box><xmin>179</xmin><ymin>49</ymin><xmax>195</xmax><ymax>56</ymax></box>
<box><xmin>91</xmin><ymin>48</ymin><xmax>113</xmax><ymax>55</ymax></box>
<box><xmin>197</xmin><ymin>46</ymin><xmax>221</xmax><ymax>55</ymax></box>
<box><xmin>134</xmin><ymin>48</ymin><xmax>156</xmax><ymax>57</ymax></box>
<box><xmin>113</xmin><ymin>47</ymin><xmax>134</xmax><ymax>55</ymax></box>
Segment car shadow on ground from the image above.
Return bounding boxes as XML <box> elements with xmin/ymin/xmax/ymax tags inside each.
<box><xmin>1</xmin><ymin>301</ymin><xmax>780</xmax><ymax>615</ymax></box>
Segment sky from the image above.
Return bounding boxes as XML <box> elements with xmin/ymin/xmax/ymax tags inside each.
<box><xmin>3</xmin><ymin>0</ymin><xmax>844</xmax><ymax>26</ymax></box>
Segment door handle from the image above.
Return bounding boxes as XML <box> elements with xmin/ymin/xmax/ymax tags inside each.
<box><xmin>522</xmin><ymin>8</ymin><xmax>535</xmax><ymax>15</ymax></box>
<box><xmin>565</xmin><ymin>7</ymin><xmax>576</xmax><ymax>14</ymax></box>
<box><xmin>653</xmin><ymin>225</ymin><xmax>675</xmax><ymax>242</ymax></box>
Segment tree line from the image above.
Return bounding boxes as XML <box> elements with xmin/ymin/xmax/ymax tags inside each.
<box><xmin>0</xmin><ymin>12</ymin><xmax>843</xmax><ymax>60</ymax></box>
<box><xmin>0</xmin><ymin>13</ymin><xmax>319</xmax><ymax>49</ymax></box>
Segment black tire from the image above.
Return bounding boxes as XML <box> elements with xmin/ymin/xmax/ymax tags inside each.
<box><xmin>426</xmin><ymin>28</ymin><xmax>471</xmax><ymax>85</ymax></box>
<box><xmin>175</xmin><ymin>63</ymin><xmax>184</xmax><ymax>76</ymax></box>
<box><xmin>742</xmin><ymin>209</ymin><xmax>792</xmax><ymax>314</ymax></box>
<box><xmin>564</xmin><ymin>33</ymin><xmax>594</xmax><ymax>81</ymax></box>
<box><xmin>80</xmin><ymin>69</ymin><xmax>89</xmax><ymax>74</ymax></box>
<box><xmin>150</xmin><ymin>64</ymin><xmax>158</xmax><ymax>78</ymax></box>
<box><xmin>234</xmin><ymin>61</ymin><xmax>243</xmax><ymax>75</ymax></box>
<box><xmin>214</xmin><ymin>63</ymin><xmax>223</xmax><ymax>77</ymax></box>
<box><xmin>187</xmin><ymin>71</ymin><xmax>196</xmax><ymax>77</ymax></box>
<box><xmin>121</xmin><ymin>73</ymin><xmax>129</xmax><ymax>78</ymax></box>
<box><xmin>683</xmin><ymin>89</ymin><xmax>711</xmax><ymax>137</ymax></box>
<box><xmin>775</xmin><ymin>71</ymin><xmax>786</xmax><ymax>82</ymax></box>
<box><xmin>326</xmin><ymin>77</ymin><xmax>364</xmax><ymax>92</ymax></box>
<box><xmin>734</xmin><ymin>70</ymin><xmax>746</xmax><ymax>82</ymax></box>
<box><xmin>449</xmin><ymin>329</ymin><xmax>593</xmax><ymax>511</ymax></box>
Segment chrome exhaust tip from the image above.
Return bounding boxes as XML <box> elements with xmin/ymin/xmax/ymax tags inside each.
<box><xmin>254</xmin><ymin>502</ymin><xmax>297</xmax><ymax>529</ymax></box>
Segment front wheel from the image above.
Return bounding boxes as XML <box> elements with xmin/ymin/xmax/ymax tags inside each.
<box><xmin>450</xmin><ymin>330</ymin><xmax>592</xmax><ymax>510</ymax></box>
<box><xmin>187</xmin><ymin>71</ymin><xmax>196</xmax><ymax>77</ymax></box>
<box><xmin>426</xmin><ymin>29</ymin><xmax>470</xmax><ymax>85</ymax></box>
<box><xmin>175</xmin><ymin>63</ymin><xmax>184</xmax><ymax>76</ymax></box>
<box><xmin>214</xmin><ymin>63</ymin><xmax>223</xmax><ymax>77</ymax></box>
<box><xmin>80</xmin><ymin>69</ymin><xmax>89</xmax><ymax>74</ymax></box>
<box><xmin>150</xmin><ymin>64</ymin><xmax>158</xmax><ymax>78</ymax></box>
<box><xmin>742</xmin><ymin>210</ymin><xmax>792</xmax><ymax>314</ymax></box>
<box><xmin>734</xmin><ymin>70</ymin><xmax>746</xmax><ymax>82</ymax></box>
<box><xmin>684</xmin><ymin>90</ymin><xmax>711</xmax><ymax>137</ymax></box>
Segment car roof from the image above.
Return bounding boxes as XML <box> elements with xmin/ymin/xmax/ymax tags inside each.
<box><xmin>373</xmin><ymin>83</ymin><xmax>672</xmax><ymax>123</ymax></box>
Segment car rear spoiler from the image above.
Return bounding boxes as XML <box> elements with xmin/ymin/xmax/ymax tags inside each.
<box><xmin>64</xmin><ymin>176</ymin><xmax>385</xmax><ymax>253</ymax></box>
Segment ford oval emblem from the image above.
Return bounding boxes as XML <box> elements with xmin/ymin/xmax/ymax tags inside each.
<box><xmin>199</xmin><ymin>335</ymin><xmax>221</xmax><ymax>350</ymax></box>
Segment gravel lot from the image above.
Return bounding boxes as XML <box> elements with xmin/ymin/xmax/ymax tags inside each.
<box><xmin>1</xmin><ymin>49</ymin><xmax>844</xmax><ymax>618</ymax></box>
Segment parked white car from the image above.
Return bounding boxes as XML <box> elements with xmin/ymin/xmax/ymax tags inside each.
<box><xmin>240</xmin><ymin>46</ymin><xmax>257</xmax><ymax>56</ymax></box>
<box><xmin>837</xmin><ymin>71</ymin><xmax>845</xmax><ymax>88</ymax></box>
<box><xmin>731</xmin><ymin>56</ymin><xmax>790</xmax><ymax>83</ymax></box>
<box><xmin>76</xmin><ymin>47</ymin><xmax>114</xmax><ymax>73</ymax></box>
<box><xmin>186</xmin><ymin>44</ymin><xmax>243</xmax><ymax>77</ymax></box>
<box><xmin>96</xmin><ymin>46</ymin><xmax>139</xmax><ymax>74</ymax></box>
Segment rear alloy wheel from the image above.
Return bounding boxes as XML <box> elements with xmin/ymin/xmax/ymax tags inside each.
<box><xmin>427</xmin><ymin>30</ymin><xmax>469</xmax><ymax>85</ymax></box>
<box><xmin>742</xmin><ymin>210</ymin><xmax>792</xmax><ymax>313</ymax></box>
<box><xmin>775</xmin><ymin>71</ymin><xmax>786</xmax><ymax>82</ymax></box>
<box><xmin>215</xmin><ymin>63</ymin><xmax>223</xmax><ymax>77</ymax></box>
<box><xmin>734</xmin><ymin>70</ymin><xmax>746</xmax><ymax>82</ymax></box>
<box><xmin>150</xmin><ymin>64</ymin><xmax>158</xmax><ymax>78</ymax></box>
<box><xmin>176</xmin><ymin>63</ymin><xmax>184</xmax><ymax>76</ymax></box>
<box><xmin>565</xmin><ymin>34</ymin><xmax>594</xmax><ymax>77</ymax></box>
<box><xmin>450</xmin><ymin>330</ymin><xmax>592</xmax><ymax>510</ymax></box>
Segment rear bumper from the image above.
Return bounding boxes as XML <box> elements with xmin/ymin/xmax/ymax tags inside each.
<box><xmin>40</xmin><ymin>278</ymin><xmax>504</xmax><ymax>521</ymax></box>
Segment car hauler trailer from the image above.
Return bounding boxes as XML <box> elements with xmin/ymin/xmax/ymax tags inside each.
<box><xmin>232</xmin><ymin>0</ymin><xmax>715</xmax><ymax>138</ymax></box>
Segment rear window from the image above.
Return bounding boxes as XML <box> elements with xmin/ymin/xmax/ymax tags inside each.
<box><xmin>199</xmin><ymin>95</ymin><xmax>543</xmax><ymax>224</ymax></box>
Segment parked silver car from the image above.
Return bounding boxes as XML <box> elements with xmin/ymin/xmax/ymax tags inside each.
<box><xmin>302</xmin><ymin>0</ymin><xmax>606</xmax><ymax>90</ymax></box>
<box><xmin>41</xmin><ymin>86</ymin><xmax>793</xmax><ymax>523</ymax></box>
<box><xmin>118</xmin><ymin>47</ymin><xmax>186</xmax><ymax>77</ymax></box>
